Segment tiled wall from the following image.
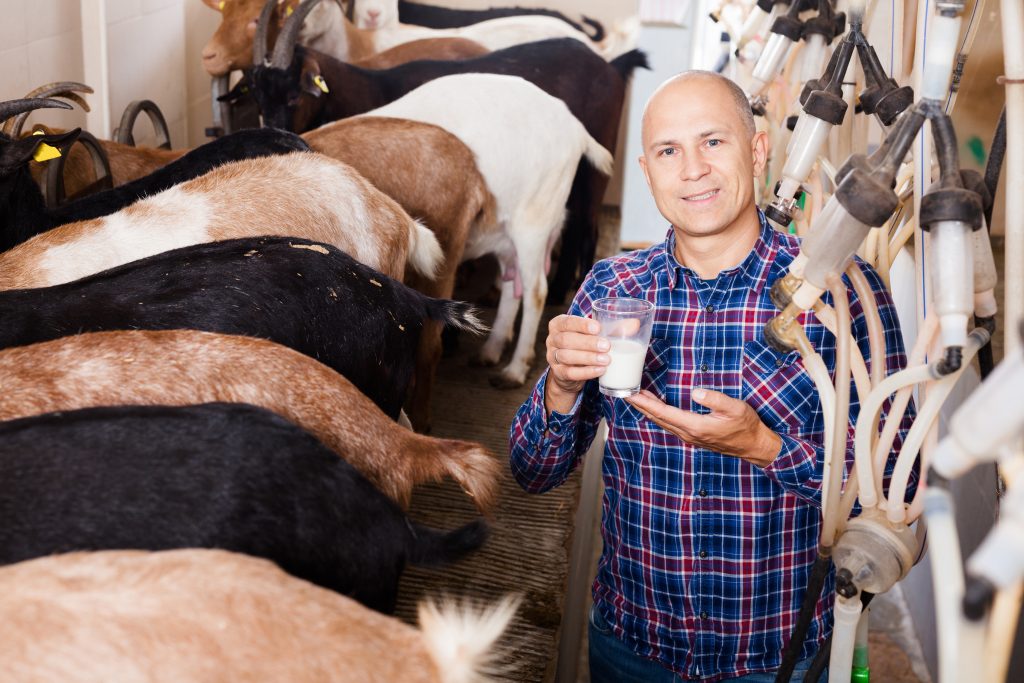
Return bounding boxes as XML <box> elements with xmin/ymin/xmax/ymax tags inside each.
<box><xmin>0</xmin><ymin>0</ymin><xmax>88</xmax><ymax>133</ymax></box>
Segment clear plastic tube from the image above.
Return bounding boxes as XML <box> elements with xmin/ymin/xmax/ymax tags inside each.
<box><xmin>931</xmin><ymin>344</ymin><xmax>1024</xmax><ymax>479</ymax></box>
<box><xmin>828</xmin><ymin>594</ymin><xmax>863</xmax><ymax>683</ymax></box>
<box><xmin>922</xmin><ymin>12</ymin><xmax>964</xmax><ymax>101</ymax></box>
<box><xmin>890</xmin><ymin>329</ymin><xmax>988</xmax><ymax>523</ymax></box>
<box><xmin>800</xmin><ymin>33</ymin><xmax>828</xmax><ymax>83</ymax></box>
<box><xmin>854</xmin><ymin>364</ymin><xmax>936</xmax><ymax>510</ymax></box>
<box><xmin>780</xmin><ymin>116</ymin><xmax>834</xmax><ymax>192</ymax></box>
<box><xmin>846</xmin><ymin>263</ymin><xmax>886</xmax><ymax>388</ymax></box>
<box><xmin>839</xmin><ymin>313</ymin><xmax>938</xmax><ymax>526</ymax></box>
<box><xmin>749</xmin><ymin>32</ymin><xmax>795</xmax><ymax>95</ymax></box>
<box><xmin>801</xmin><ymin>200</ymin><xmax>872</xmax><ymax>300</ymax></box>
<box><xmin>930</xmin><ymin>220</ymin><xmax>974</xmax><ymax>350</ymax></box>
<box><xmin>821</xmin><ymin>278</ymin><xmax>852</xmax><ymax>547</ymax></box>
<box><xmin>972</xmin><ymin>219</ymin><xmax>998</xmax><ymax>317</ymax></box>
<box><xmin>923</xmin><ymin>484</ymin><xmax>966</xmax><ymax>683</ymax></box>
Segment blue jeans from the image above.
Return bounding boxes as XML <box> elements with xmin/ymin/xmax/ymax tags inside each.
<box><xmin>588</xmin><ymin>604</ymin><xmax>825</xmax><ymax>682</ymax></box>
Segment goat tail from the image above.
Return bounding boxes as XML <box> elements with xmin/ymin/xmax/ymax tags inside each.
<box><xmin>407</xmin><ymin>219</ymin><xmax>445</xmax><ymax>279</ymax></box>
<box><xmin>416</xmin><ymin>438</ymin><xmax>500</xmax><ymax>512</ymax></box>
<box><xmin>610</xmin><ymin>49</ymin><xmax>651</xmax><ymax>83</ymax></box>
<box><xmin>425</xmin><ymin>299</ymin><xmax>489</xmax><ymax>336</ymax></box>
<box><xmin>580</xmin><ymin>15</ymin><xmax>606</xmax><ymax>42</ymax></box>
<box><xmin>583</xmin><ymin>133</ymin><xmax>615</xmax><ymax>178</ymax></box>
<box><xmin>408</xmin><ymin>519</ymin><xmax>489</xmax><ymax>567</ymax></box>
<box><xmin>418</xmin><ymin>595</ymin><xmax>521</xmax><ymax>683</ymax></box>
<box><xmin>599</xmin><ymin>16</ymin><xmax>641</xmax><ymax>60</ymax></box>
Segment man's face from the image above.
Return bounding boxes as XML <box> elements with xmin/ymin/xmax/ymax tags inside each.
<box><xmin>638</xmin><ymin>78</ymin><xmax>767</xmax><ymax>240</ymax></box>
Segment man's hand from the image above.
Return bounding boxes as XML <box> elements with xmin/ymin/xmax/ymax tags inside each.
<box><xmin>626</xmin><ymin>388</ymin><xmax>783</xmax><ymax>467</ymax></box>
<box><xmin>544</xmin><ymin>314</ymin><xmax>610</xmax><ymax>415</ymax></box>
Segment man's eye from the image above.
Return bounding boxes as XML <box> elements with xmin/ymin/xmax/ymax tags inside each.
<box><xmin>707</xmin><ymin>139</ymin><xmax>722</xmax><ymax>148</ymax></box>
<box><xmin>660</xmin><ymin>148</ymin><xmax>676</xmax><ymax>156</ymax></box>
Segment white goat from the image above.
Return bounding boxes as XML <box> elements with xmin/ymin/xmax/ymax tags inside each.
<box><xmin>0</xmin><ymin>150</ymin><xmax>442</xmax><ymax>290</ymax></box>
<box><xmin>359</xmin><ymin>73</ymin><xmax>614</xmax><ymax>388</ymax></box>
<box><xmin>303</xmin><ymin>0</ymin><xmax>636</xmax><ymax>60</ymax></box>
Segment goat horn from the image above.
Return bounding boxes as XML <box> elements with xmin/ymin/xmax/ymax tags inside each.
<box><xmin>252</xmin><ymin>0</ymin><xmax>278</xmax><ymax>67</ymax></box>
<box><xmin>271</xmin><ymin>0</ymin><xmax>322</xmax><ymax>69</ymax></box>
<box><xmin>0</xmin><ymin>99</ymin><xmax>73</xmax><ymax>132</ymax></box>
<box><xmin>8</xmin><ymin>94</ymin><xmax>92</xmax><ymax>139</ymax></box>
<box><xmin>21</xmin><ymin>81</ymin><xmax>94</xmax><ymax>101</ymax></box>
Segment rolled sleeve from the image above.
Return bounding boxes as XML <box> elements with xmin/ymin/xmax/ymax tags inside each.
<box><xmin>762</xmin><ymin>433</ymin><xmax>825</xmax><ymax>506</ymax></box>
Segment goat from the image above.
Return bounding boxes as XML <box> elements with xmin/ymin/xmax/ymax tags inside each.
<box><xmin>0</xmin><ymin>548</ymin><xmax>518</xmax><ymax>682</ymax></box>
<box><xmin>0</xmin><ymin>402</ymin><xmax>487</xmax><ymax>613</ymax></box>
<box><xmin>201</xmin><ymin>0</ymin><xmax>487</xmax><ymax>76</ymax></box>
<box><xmin>357</xmin><ymin>74</ymin><xmax>614</xmax><ymax>388</ymax></box>
<box><xmin>248</xmin><ymin>35</ymin><xmax>648</xmax><ymax>309</ymax></box>
<box><xmin>0</xmin><ymin>99</ymin><xmax>313</xmax><ymax>250</ymax></box>
<box><xmin>0</xmin><ymin>143</ymin><xmax>441</xmax><ymax>286</ymax></box>
<box><xmin>299</xmin><ymin>0</ymin><xmax>628</xmax><ymax>58</ymax></box>
<box><xmin>303</xmin><ymin>117</ymin><xmax>496</xmax><ymax>430</ymax></box>
<box><xmin>0</xmin><ymin>236</ymin><xmax>483</xmax><ymax>421</ymax></box>
<box><xmin>0</xmin><ymin>329</ymin><xmax>499</xmax><ymax>509</ymax></box>
<box><xmin>394</xmin><ymin>0</ymin><xmax>605</xmax><ymax>41</ymax></box>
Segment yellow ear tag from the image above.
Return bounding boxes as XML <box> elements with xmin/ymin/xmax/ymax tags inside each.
<box><xmin>218</xmin><ymin>1</ymin><xmax>225</xmax><ymax>9</ymax></box>
<box><xmin>30</xmin><ymin>131</ymin><xmax>62</xmax><ymax>163</ymax></box>
<box><xmin>313</xmin><ymin>75</ymin><xmax>330</xmax><ymax>94</ymax></box>
<box><xmin>286</xmin><ymin>5</ymin><xmax>294</xmax><ymax>16</ymax></box>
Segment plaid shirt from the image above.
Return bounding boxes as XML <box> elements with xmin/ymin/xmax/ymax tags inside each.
<box><xmin>509</xmin><ymin>214</ymin><xmax>916</xmax><ymax>680</ymax></box>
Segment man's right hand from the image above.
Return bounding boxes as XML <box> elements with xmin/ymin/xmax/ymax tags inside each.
<box><xmin>544</xmin><ymin>314</ymin><xmax>610</xmax><ymax>415</ymax></box>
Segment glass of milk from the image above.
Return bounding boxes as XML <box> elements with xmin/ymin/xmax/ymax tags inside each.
<box><xmin>593</xmin><ymin>297</ymin><xmax>655</xmax><ymax>397</ymax></box>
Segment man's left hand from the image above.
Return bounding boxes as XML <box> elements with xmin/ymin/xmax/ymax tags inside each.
<box><xmin>626</xmin><ymin>388</ymin><xmax>783</xmax><ymax>467</ymax></box>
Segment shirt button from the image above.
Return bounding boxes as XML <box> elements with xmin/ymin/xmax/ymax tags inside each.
<box><xmin>699</xmin><ymin>488</ymin><xmax>708</xmax><ymax>497</ymax></box>
<box><xmin>699</xmin><ymin>550</ymin><xmax>708</xmax><ymax>558</ymax></box>
<box><xmin>700</xmin><ymin>363</ymin><xmax>709</xmax><ymax>372</ymax></box>
<box><xmin>700</xmin><ymin>611</ymin><xmax>709</xmax><ymax>620</ymax></box>
<box><xmin>775</xmin><ymin>357</ymin><xmax>785</xmax><ymax>368</ymax></box>
<box><xmin>550</xmin><ymin>423</ymin><xmax>561</xmax><ymax>434</ymax></box>
<box><xmin>705</xmin><ymin>304</ymin><xmax>715</xmax><ymax>313</ymax></box>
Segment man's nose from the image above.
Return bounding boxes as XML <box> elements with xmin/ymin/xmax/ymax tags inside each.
<box><xmin>368</xmin><ymin>9</ymin><xmax>380</xmax><ymax>18</ymax></box>
<box><xmin>678</xmin><ymin>155</ymin><xmax>710</xmax><ymax>181</ymax></box>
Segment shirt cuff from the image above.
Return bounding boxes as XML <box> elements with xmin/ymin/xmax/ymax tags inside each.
<box><xmin>532</xmin><ymin>369</ymin><xmax>584</xmax><ymax>442</ymax></box>
<box><xmin>761</xmin><ymin>433</ymin><xmax>819</xmax><ymax>489</ymax></box>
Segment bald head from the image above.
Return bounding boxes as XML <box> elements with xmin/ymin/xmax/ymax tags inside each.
<box><xmin>642</xmin><ymin>71</ymin><xmax>756</xmax><ymax>142</ymax></box>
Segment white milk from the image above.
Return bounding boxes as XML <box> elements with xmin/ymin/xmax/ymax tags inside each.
<box><xmin>600</xmin><ymin>338</ymin><xmax>648</xmax><ymax>393</ymax></box>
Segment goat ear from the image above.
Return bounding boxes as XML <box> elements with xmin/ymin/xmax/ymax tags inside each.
<box><xmin>217</xmin><ymin>77</ymin><xmax>252</xmax><ymax>103</ymax></box>
<box><xmin>0</xmin><ymin>128</ymin><xmax>81</xmax><ymax>170</ymax></box>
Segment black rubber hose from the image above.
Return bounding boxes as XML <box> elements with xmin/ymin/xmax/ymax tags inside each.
<box><xmin>983</xmin><ymin>108</ymin><xmax>1007</xmax><ymax>227</ymax></box>
<box><xmin>975</xmin><ymin>315</ymin><xmax>997</xmax><ymax>378</ymax></box>
<box><xmin>775</xmin><ymin>552</ymin><xmax>833</xmax><ymax>682</ymax></box>
<box><xmin>928</xmin><ymin>109</ymin><xmax>964</xmax><ymax>188</ymax></box>
<box><xmin>804</xmin><ymin>591</ymin><xmax>876</xmax><ymax>682</ymax></box>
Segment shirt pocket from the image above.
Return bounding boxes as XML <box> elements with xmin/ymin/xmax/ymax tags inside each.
<box><xmin>741</xmin><ymin>338</ymin><xmax>818</xmax><ymax>434</ymax></box>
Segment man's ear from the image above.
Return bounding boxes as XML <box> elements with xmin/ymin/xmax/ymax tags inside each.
<box><xmin>638</xmin><ymin>154</ymin><xmax>653</xmax><ymax>193</ymax></box>
<box><xmin>751</xmin><ymin>130</ymin><xmax>769</xmax><ymax>179</ymax></box>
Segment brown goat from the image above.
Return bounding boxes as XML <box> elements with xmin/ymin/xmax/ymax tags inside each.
<box><xmin>0</xmin><ymin>329</ymin><xmax>498</xmax><ymax>510</ymax></box>
<box><xmin>0</xmin><ymin>549</ymin><xmax>518</xmax><ymax>683</ymax></box>
<box><xmin>303</xmin><ymin>116</ymin><xmax>497</xmax><ymax>431</ymax></box>
<box><xmin>202</xmin><ymin>0</ymin><xmax>486</xmax><ymax>75</ymax></box>
<box><xmin>0</xmin><ymin>151</ymin><xmax>442</xmax><ymax>288</ymax></box>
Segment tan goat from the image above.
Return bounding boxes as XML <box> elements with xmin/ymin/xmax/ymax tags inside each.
<box><xmin>0</xmin><ymin>548</ymin><xmax>518</xmax><ymax>683</ymax></box>
<box><xmin>0</xmin><ymin>151</ymin><xmax>441</xmax><ymax>288</ymax></box>
<box><xmin>303</xmin><ymin>116</ymin><xmax>497</xmax><ymax>431</ymax></box>
<box><xmin>0</xmin><ymin>329</ymin><xmax>498</xmax><ymax>510</ymax></box>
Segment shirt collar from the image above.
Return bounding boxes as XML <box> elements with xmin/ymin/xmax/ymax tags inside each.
<box><xmin>659</xmin><ymin>210</ymin><xmax>778</xmax><ymax>295</ymax></box>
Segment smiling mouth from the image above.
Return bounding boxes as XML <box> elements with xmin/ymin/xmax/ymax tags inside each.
<box><xmin>683</xmin><ymin>189</ymin><xmax>719</xmax><ymax>202</ymax></box>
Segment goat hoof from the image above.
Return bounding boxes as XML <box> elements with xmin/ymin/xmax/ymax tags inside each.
<box><xmin>488</xmin><ymin>373</ymin><xmax>525</xmax><ymax>390</ymax></box>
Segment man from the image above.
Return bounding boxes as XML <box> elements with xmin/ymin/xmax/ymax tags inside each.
<box><xmin>508</xmin><ymin>71</ymin><xmax>915</xmax><ymax>681</ymax></box>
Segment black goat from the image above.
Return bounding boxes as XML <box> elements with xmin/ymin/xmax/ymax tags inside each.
<box><xmin>0</xmin><ymin>236</ymin><xmax>484</xmax><ymax>420</ymax></box>
<box><xmin>0</xmin><ymin>97</ymin><xmax>310</xmax><ymax>251</ymax></box>
<box><xmin>247</xmin><ymin>38</ymin><xmax>649</xmax><ymax>303</ymax></box>
<box><xmin>0</xmin><ymin>402</ymin><xmax>487</xmax><ymax>613</ymax></box>
<box><xmin>394</xmin><ymin>0</ymin><xmax>605</xmax><ymax>41</ymax></box>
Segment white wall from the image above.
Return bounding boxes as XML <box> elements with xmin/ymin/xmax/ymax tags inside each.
<box><xmin>0</xmin><ymin>0</ymin><xmax>88</xmax><ymax>133</ymax></box>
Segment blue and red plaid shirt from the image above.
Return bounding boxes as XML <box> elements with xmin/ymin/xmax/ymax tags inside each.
<box><xmin>509</xmin><ymin>214</ymin><xmax>916</xmax><ymax>680</ymax></box>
